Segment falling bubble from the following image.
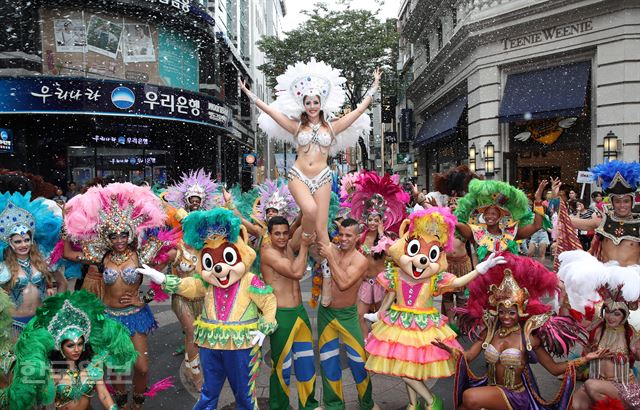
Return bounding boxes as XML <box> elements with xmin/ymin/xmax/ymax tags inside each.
<box><xmin>523</xmin><ymin>112</ymin><xmax>532</xmax><ymax>121</ymax></box>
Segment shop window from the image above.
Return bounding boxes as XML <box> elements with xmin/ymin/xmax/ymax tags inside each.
<box><xmin>425</xmin><ymin>38</ymin><xmax>430</xmax><ymax>62</ymax></box>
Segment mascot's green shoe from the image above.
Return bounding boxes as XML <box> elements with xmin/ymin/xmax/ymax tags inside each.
<box><xmin>427</xmin><ymin>395</ymin><xmax>443</xmax><ymax>410</ymax></box>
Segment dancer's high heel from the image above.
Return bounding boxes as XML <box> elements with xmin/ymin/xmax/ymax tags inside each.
<box><xmin>320</xmin><ymin>259</ymin><xmax>332</xmax><ymax>307</ymax></box>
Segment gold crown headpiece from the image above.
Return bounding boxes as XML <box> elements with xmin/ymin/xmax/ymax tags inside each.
<box><xmin>488</xmin><ymin>269</ymin><xmax>530</xmax><ymax>317</ymax></box>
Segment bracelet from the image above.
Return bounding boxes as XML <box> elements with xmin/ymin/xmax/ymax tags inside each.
<box><xmin>247</xmin><ymin>91</ymin><xmax>258</xmax><ymax>103</ymax></box>
<box><xmin>533</xmin><ymin>206</ymin><xmax>545</xmax><ymax>216</ymax></box>
<box><xmin>570</xmin><ymin>357</ymin><xmax>587</xmax><ymax>368</ymax></box>
<box><xmin>109</xmin><ymin>405</ymin><xmax>118</xmax><ymax>410</ymax></box>
<box><xmin>366</xmin><ymin>85</ymin><xmax>378</xmax><ymax>98</ymax></box>
<box><xmin>142</xmin><ymin>289</ymin><xmax>155</xmax><ymax>304</ymax></box>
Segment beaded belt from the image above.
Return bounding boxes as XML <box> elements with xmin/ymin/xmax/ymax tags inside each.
<box><xmin>105</xmin><ymin>305</ymin><xmax>144</xmax><ymax>317</ymax></box>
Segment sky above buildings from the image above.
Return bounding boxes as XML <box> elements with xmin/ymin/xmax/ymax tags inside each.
<box><xmin>281</xmin><ymin>0</ymin><xmax>399</xmax><ymax>31</ymax></box>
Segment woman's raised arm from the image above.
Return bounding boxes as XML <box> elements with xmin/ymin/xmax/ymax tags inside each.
<box><xmin>331</xmin><ymin>68</ymin><xmax>382</xmax><ymax>135</ymax></box>
<box><xmin>239</xmin><ymin>79</ymin><xmax>299</xmax><ymax>134</ymax></box>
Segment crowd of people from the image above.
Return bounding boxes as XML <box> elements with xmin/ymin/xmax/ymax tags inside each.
<box><xmin>0</xmin><ymin>59</ymin><xmax>638</xmax><ymax>410</ymax></box>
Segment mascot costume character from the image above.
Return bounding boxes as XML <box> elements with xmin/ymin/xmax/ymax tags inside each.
<box><xmin>138</xmin><ymin>208</ymin><xmax>278</xmax><ymax>409</ymax></box>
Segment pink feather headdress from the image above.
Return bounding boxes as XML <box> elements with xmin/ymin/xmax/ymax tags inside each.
<box><xmin>345</xmin><ymin>171</ymin><xmax>410</xmax><ymax>234</ymax></box>
<box><xmin>65</xmin><ymin>183</ymin><xmax>167</xmax><ymax>243</ymax></box>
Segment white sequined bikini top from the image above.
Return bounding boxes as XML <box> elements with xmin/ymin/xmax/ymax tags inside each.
<box><xmin>295</xmin><ymin>122</ymin><xmax>334</xmax><ymax>153</ymax></box>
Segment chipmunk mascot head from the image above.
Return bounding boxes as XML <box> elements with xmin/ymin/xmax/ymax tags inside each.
<box><xmin>182</xmin><ymin>208</ymin><xmax>256</xmax><ymax>287</ymax></box>
<box><xmin>387</xmin><ymin>207</ymin><xmax>456</xmax><ymax>282</ymax></box>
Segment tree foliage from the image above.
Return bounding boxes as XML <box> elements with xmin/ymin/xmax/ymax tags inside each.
<box><xmin>257</xmin><ymin>3</ymin><xmax>399</xmax><ymax>110</ymax></box>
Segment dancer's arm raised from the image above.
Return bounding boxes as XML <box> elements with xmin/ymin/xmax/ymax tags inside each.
<box><xmin>331</xmin><ymin>68</ymin><xmax>382</xmax><ymax>135</ymax></box>
<box><xmin>239</xmin><ymin>79</ymin><xmax>299</xmax><ymax>134</ymax></box>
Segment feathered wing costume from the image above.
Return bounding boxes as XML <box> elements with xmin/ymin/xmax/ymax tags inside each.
<box><xmin>257</xmin><ymin>58</ymin><xmax>371</xmax><ymax>154</ymax></box>
<box><xmin>455</xmin><ymin>252</ymin><xmax>586</xmax><ymax>410</ymax></box>
<box><xmin>0</xmin><ymin>291</ymin><xmax>137</xmax><ymax>410</ymax></box>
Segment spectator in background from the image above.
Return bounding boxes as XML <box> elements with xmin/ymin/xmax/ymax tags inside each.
<box><xmin>590</xmin><ymin>190</ymin><xmax>603</xmax><ymax>211</ymax></box>
<box><xmin>52</xmin><ymin>187</ymin><xmax>67</xmax><ymax>205</ymax></box>
<box><xmin>575</xmin><ymin>199</ymin><xmax>595</xmax><ymax>251</ymax></box>
<box><xmin>66</xmin><ymin>181</ymin><xmax>79</xmax><ymax>199</ymax></box>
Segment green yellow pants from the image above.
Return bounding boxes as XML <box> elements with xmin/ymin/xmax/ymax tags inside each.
<box><xmin>269</xmin><ymin>305</ymin><xmax>319</xmax><ymax>410</ymax></box>
<box><xmin>318</xmin><ymin>305</ymin><xmax>374</xmax><ymax>410</ymax></box>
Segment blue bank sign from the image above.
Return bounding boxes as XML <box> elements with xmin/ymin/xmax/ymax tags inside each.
<box><xmin>0</xmin><ymin>128</ymin><xmax>13</xmax><ymax>153</ymax></box>
<box><xmin>0</xmin><ymin>77</ymin><xmax>232</xmax><ymax>129</ymax></box>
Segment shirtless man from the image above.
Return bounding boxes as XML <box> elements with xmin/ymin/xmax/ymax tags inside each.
<box><xmin>556</xmin><ymin>162</ymin><xmax>640</xmax><ymax>319</ymax></box>
<box><xmin>260</xmin><ymin>216</ymin><xmax>321</xmax><ymax>410</ymax></box>
<box><xmin>317</xmin><ymin>218</ymin><xmax>379</xmax><ymax>410</ymax></box>
<box><xmin>569</xmin><ymin>193</ymin><xmax>639</xmax><ymax>266</ymax></box>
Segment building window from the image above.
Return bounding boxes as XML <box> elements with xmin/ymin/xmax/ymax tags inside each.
<box><xmin>425</xmin><ymin>38</ymin><xmax>430</xmax><ymax>62</ymax></box>
<box><xmin>437</xmin><ymin>21</ymin><xmax>443</xmax><ymax>49</ymax></box>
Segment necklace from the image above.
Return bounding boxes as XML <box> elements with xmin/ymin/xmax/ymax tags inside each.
<box><xmin>109</xmin><ymin>249</ymin><xmax>132</xmax><ymax>265</ymax></box>
<box><xmin>310</xmin><ymin>122</ymin><xmax>322</xmax><ymax>134</ymax></box>
<box><xmin>17</xmin><ymin>257</ymin><xmax>32</xmax><ymax>278</ymax></box>
<box><xmin>498</xmin><ymin>324</ymin><xmax>521</xmax><ymax>338</ymax></box>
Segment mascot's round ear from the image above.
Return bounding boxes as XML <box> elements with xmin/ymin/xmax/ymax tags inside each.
<box><xmin>239</xmin><ymin>225</ymin><xmax>249</xmax><ymax>244</ymax></box>
<box><xmin>398</xmin><ymin>219</ymin><xmax>411</xmax><ymax>237</ymax></box>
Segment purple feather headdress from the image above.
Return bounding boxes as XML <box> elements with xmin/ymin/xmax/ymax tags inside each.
<box><xmin>165</xmin><ymin>169</ymin><xmax>223</xmax><ymax>210</ymax></box>
<box><xmin>256</xmin><ymin>180</ymin><xmax>299</xmax><ymax>224</ymax></box>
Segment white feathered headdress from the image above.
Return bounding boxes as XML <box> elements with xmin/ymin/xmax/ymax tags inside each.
<box><xmin>258</xmin><ymin>58</ymin><xmax>371</xmax><ymax>155</ymax></box>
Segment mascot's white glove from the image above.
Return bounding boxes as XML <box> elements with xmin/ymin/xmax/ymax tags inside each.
<box><xmin>364</xmin><ymin>312</ymin><xmax>379</xmax><ymax>323</ymax></box>
<box><xmin>136</xmin><ymin>264</ymin><xmax>167</xmax><ymax>284</ymax></box>
<box><xmin>249</xmin><ymin>330</ymin><xmax>266</xmax><ymax>347</ymax></box>
<box><xmin>476</xmin><ymin>253</ymin><xmax>506</xmax><ymax>275</ymax></box>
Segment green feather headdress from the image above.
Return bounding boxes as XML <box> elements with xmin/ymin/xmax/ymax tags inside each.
<box><xmin>182</xmin><ymin>208</ymin><xmax>241</xmax><ymax>250</ymax></box>
<box><xmin>454</xmin><ymin>179</ymin><xmax>533</xmax><ymax>226</ymax></box>
<box><xmin>0</xmin><ymin>291</ymin><xmax>137</xmax><ymax>410</ymax></box>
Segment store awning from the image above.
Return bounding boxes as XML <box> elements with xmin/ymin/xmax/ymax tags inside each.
<box><xmin>415</xmin><ymin>95</ymin><xmax>467</xmax><ymax>146</ymax></box>
<box><xmin>499</xmin><ymin>61</ymin><xmax>590</xmax><ymax>123</ymax></box>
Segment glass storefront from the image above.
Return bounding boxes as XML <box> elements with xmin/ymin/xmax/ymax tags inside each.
<box><xmin>68</xmin><ymin>146</ymin><xmax>169</xmax><ymax>186</ymax></box>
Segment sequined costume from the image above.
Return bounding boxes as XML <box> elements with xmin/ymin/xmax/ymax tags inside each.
<box><xmin>0</xmin><ymin>291</ymin><xmax>136</xmax><ymax>410</ymax></box>
<box><xmin>455</xmin><ymin>253</ymin><xmax>588</xmax><ymax>410</ymax></box>
<box><xmin>0</xmin><ymin>192</ymin><xmax>61</xmax><ymax>334</ymax></box>
<box><xmin>62</xmin><ymin>183</ymin><xmax>176</xmax><ymax>408</ymax></box>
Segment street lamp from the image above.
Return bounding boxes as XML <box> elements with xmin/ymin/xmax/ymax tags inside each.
<box><xmin>603</xmin><ymin>130</ymin><xmax>618</xmax><ymax>162</ymax></box>
<box><xmin>468</xmin><ymin>143</ymin><xmax>476</xmax><ymax>172</ymax></box>
<box><xmin>413</xmin><ymin>160</ymin><xmax>418</xmax><ymax>177</ymax></box>
<box><xmin>484</xmin><ymin>141</ymin><xmax>495</xmax><ymax>175</ymax></box>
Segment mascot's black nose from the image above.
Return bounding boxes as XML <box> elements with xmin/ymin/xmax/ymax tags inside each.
<box><xmin>419</xmin><ymin>257</ymin><xmax>428</xmax><ymax>265</ymax></box>
<box><xmin>214</xmin><ymin>265</ymin><xmax>223</xmax><ymax>273</ymax></box>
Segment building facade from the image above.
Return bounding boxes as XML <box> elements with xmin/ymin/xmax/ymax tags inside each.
<box><xmin>398</xmin><ymin>0</ymin><xmax>640</xmax><ymax>194</ymax></box>
<box><xmin>0</xmin><ymin>0</ymin><xmax>272</xmax><ymax>190</ymax></box>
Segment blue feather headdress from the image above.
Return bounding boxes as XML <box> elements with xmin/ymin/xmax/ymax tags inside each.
<box><xmin>0</xmin><ymin>192</ymin><xmax>62</xmax><ymax>261</ymax></box>
<box><xmin>590</xmin><ymin>160</ymin><xmax>640</xmax><ymax>196</ymax></box>
<box><xmin>182</xmin><ymin>208</ymin><xmax>241</xmax><ymax>250</ymax></box>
